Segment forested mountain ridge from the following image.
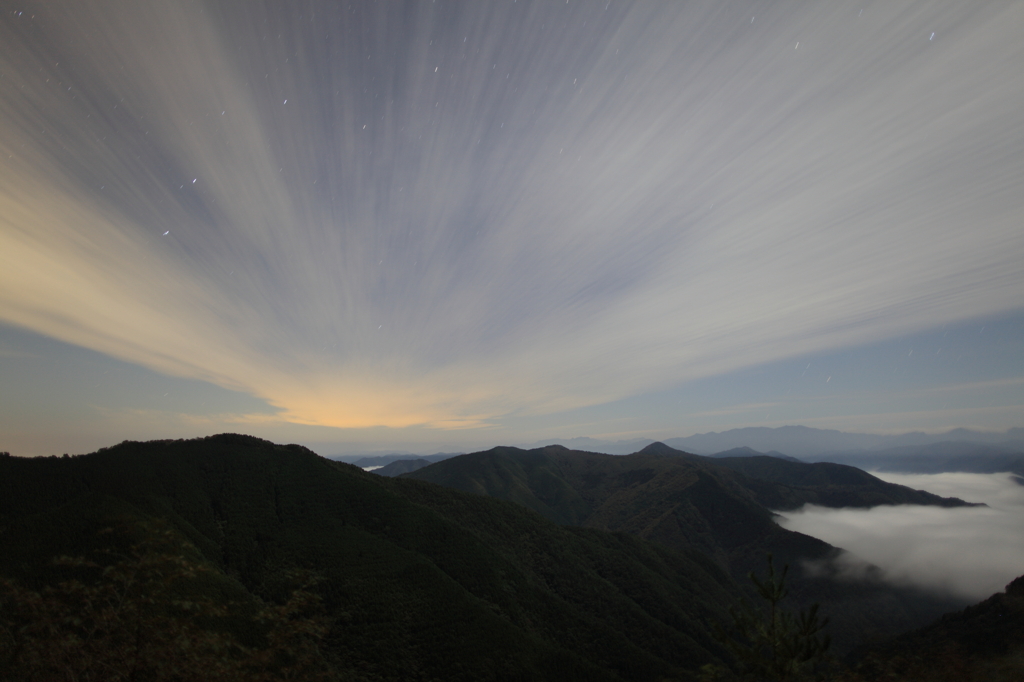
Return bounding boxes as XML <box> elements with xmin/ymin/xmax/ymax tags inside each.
<box><xmin>0</xmin><ymin>434</ymin><xmax>744</xmax><ymax>681</ymax></box>
<box><xmin>403</xmin><ymin>442</ymin><xmax>974</xmax><ymax>561</ymax></box>
<box><xmin>403</xmin><ymin>442</ymin><xmax>972</xmax><ymax>651</ymax></box>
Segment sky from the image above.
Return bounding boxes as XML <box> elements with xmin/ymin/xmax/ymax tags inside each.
<box><xmin>779</xmin><ymin>471</ymin><xmax>1024</xmax><ymax>601</ymax></box>
<box><xmin>1</xmin><ymin>0</ymin><xmax>1022</xmax><ymax>456</ymax></box>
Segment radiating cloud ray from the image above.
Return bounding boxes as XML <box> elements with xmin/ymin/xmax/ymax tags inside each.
<box><xmin>1</xmin><ymin>1</ymin><xmax>1022</xmax><ymax>430</ymax></box>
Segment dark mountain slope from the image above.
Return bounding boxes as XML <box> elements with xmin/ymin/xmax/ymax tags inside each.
<box><xmin>405</xmin><ymin>443</ymin><xmax>970</xmax><ymax>652</ymax></box>
<box><xmin>476</xmin><ymin>445</ymin><xmax>595</xmax><ymax>523</ymax></box>
<box><xmin>851</xmin><ymin>574</ymin><xmax>1024</xmax><ymax>681</ymax></box>
<box><xmin>0</xmin><ymin>436</ymin><xmax>741</xmax><ymax>681</ymax></box>
<box><xmin>405</xmin><ymin>444</ymin><xmax>974</xmax><ymax>564</ymax></box>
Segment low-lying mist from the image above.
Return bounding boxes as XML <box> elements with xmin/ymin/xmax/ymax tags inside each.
<box><xmin>777</xmin><ymin>471</ymin><xmax>1024</xmax><ymax>602</ymax></box>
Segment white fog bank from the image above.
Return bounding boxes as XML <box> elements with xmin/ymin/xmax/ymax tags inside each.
<box><xmin>777</xmin><ymin>471</ymin><xmax>1024</xmax><ymax>601</ymax></box>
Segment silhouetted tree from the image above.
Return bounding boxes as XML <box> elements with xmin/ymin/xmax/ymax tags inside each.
<box><xmin>704</xmin><ymin>554</ymin><xmax>831</xmax><ymax>682</ymax></box>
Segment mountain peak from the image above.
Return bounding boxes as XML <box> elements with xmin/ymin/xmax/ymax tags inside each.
<box><xmin>711</xmin><ymin>446</ymin><xmax>763</xmax><ymax>458</ymax></box>
<box><xmin>637</xmin><ymin>441</ymin><xmax>688</xmax><ymax>456</ymax></box>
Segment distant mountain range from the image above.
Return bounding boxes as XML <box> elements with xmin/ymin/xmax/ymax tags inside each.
<box><xmin>667</xmin><ymin>425</ymin><xmax>1024</xmax><ymax>459</ymax></box>
<box><xmin>330</xmin><ymin>452</ymin><xmax>462</xmax><ymax>468</ymax></box>
<box><xmin>372</xmin><ymin>458</ymin><xmax>436</xmax><ymax>476</ymax></box>
<box><xmin>705</xmin><ymin>446</ymin><xmax>801</xmax><ymax>462</ymax></box>
<box><xmin>514</xmin><ymin>425</ymin><xmax>1024</xmax><ymax>459</ymax></box>
<box><xmin>514</xmin><ymin>436</ymin><xmax>658</xmax><ymax>455</ymax></box>
<box><xmin>328</xmin><ymin>426</ymin><xmax>1024</xmax><ymax>473</ymax></box>
<box><xmin>803</xmin><ymin>441</ymin><xmax>1024</xmax><ymax>477</ymax></box>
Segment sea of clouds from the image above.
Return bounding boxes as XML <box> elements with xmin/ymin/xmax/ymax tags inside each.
<box><xmin>777</xmin><ymin>471</ymin><xmax>1024</xmax><ymax>601</ymax></box>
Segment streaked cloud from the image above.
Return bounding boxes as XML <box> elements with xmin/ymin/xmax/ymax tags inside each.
<box><xmin>688</xmin><ymin>403</ymin><xmax>783</xmax><ymax>419</ymax></box>
<box><xmin>920</xmin><ymin>376</ymin><xmax>1024</xmax><ymax>394</ymax></box>
<box><xmin>1</xmin><ymin>1</ymin><xmax>1022</xmax><ymax>436</ymax></box>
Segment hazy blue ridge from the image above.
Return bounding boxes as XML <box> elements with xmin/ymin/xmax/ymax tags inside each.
<box><xmin>802</xmin><ymin>441</ymin><xmax>1024</xmax><ymax>477</ymax></box>
<box><xmin>663</xmin><ymin>426</ymin><xmax>1024</xmax><ymax>459</ymax></box>
<box><xmin>371</xmin><ymin>458</ymin><xmax>434</xmax><ymax>476</ymax></box>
